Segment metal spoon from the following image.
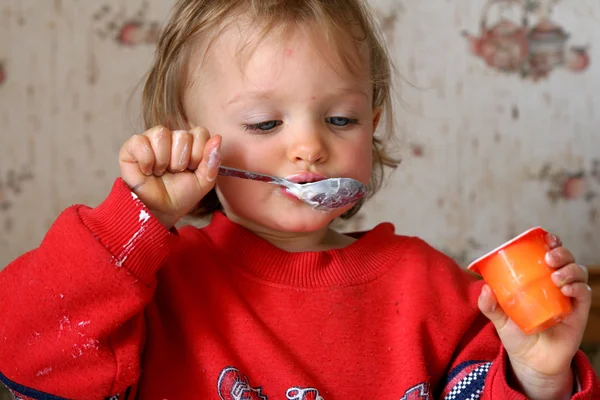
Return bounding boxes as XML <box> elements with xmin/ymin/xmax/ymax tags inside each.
<box><xmin>218</xmin><ymin>166</ymin><xmax>367</xmax><ymax>210</ymax></box>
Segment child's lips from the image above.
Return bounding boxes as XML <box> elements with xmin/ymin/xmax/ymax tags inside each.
<box><xmin>285</xmin><ymin>172</ymin><xmax>328</xmax><ymax>184</ymax></box>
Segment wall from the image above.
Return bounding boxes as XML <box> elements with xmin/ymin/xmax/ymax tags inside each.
<box><xmin>348</xmin><ymin>0</ymin><xmax>600</xmax><ymax>268</ymax></box>
<box><xmin>0</xmin><ymin>0</ymin><xmax>598</xmax><ymax>266</ymax></box>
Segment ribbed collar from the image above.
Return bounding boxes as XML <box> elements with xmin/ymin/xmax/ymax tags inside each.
<box><xmin>198</xmin><ymin>212</ymin><xmax>411</xmax><ymax>288</ymax></box>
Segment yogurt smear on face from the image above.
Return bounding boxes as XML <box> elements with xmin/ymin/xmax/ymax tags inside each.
<box><xmin>285</xmin><ymin>185</ymin><xmax>321</xmax><ymax>208</ymax></box>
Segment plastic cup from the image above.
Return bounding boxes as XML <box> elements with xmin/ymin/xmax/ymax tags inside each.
<box><xmin>467</xmin><ymin>227</ymin><xmax>572</xmax><ymax>335</ymax></box>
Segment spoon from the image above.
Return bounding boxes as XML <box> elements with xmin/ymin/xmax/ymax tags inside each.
<box><xmin>218</xmin><ymin>166</ymin><xmax>367</xmax><ymax>210</ymax></box>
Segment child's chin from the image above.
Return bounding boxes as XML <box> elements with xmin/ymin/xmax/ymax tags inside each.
<box><xmin>269</xmin><ymin>208</ymin><xmax>347</xmax><ymax>232</ymax></box>
<box><xmin>227</xmin><ymin>200</ymin><xmax>352</xmax><ymax>232</ymax></box>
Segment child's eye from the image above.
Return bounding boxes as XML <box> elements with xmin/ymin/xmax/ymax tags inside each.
<box><xmin>244</xmin><ymin>120</ymin><xmax>282</xmax><ymax>132</ymax></box>
<box><xmin>326</xmin><ymin>117</ymin><xmax>359</xmax><ymax>127</ymax></box>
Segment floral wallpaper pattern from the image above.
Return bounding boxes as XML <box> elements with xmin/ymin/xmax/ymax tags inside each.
<box><xmin>462</xmin><ymin>0</ymin><xmax>590</xmax><ymax>81</ymax></box>
<box><xmin>0</xmin><ymin>0</ymin><xmax>598</xmax><ymax>267</ymax></box>
<box><xmin>93</xmin><ymin>2</ymin><xmax>160</xmax><ymax>47</ymax></box>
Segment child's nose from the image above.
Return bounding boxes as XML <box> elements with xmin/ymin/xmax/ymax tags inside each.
<box><xmin>286</xmin><ymin>126</ymin><xmax>329</xmax><ymax>165</ymax></box>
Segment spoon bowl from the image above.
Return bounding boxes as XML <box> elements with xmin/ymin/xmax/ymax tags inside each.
<box><xmin>218</xmin><ymin>166</ymin><xmax>367</xmax><ymax>210</ymax></box>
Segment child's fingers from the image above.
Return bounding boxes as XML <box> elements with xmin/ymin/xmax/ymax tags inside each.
<box><xmin>545</xmin><ymin>247</ymin><xmax>575</xmax><ymax>268</ymax></box>
<box><xmin>561</xmin><ymin>282</ymin><xmax>592</xmax><ymax>326</ymax></box>
<box><xmin>551</xmin><ymin>263</ymin><xmax>589</xmax><ymax>287</ymax></box>
<box><xmin>146</xmin><ymin>126</ymin><xmax>171</xmax><ymax>176</ymax></box>
<box><xmin>119</xmin><ymin>134</ymin><xmax>155</xmax><ymax>177</ymax></box>
<box><xmin>561</xmin><ymin>282</ymin><xmax>592</xmax><ymax>302</ymax></box>
<box><xmin>195</xmin><ymin>135</ymin><xmax>222</xmax><ymax>184</ymax></box>
<box><xmin>545</xmin><ymin>232</ymin><xmax>562</xmax><ymax>249</ymax></box>
<box><xmin>478</xmin><ymin>284</ymin><xmax>509</xmax><ymax>332</ymax></box>
<box><xmin>188</xmin><ymin>126</ymin><xmax>211</xmax><ymax>170</ymax></box>
<box><xmin>169</xmin><ymin>130</ymin><xmax>193</xmax><ymax>172</ymax></box>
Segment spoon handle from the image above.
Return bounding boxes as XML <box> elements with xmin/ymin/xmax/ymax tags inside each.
<box><xmin>218</xmin><ymin>166</ymin><xmax>288</xmax><ymax>186</ymax></box>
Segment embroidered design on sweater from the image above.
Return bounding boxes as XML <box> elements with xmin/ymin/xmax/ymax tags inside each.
<box><xmin>218</xmin><ymin>367</ymin><xmax>324</xmax><ymax>400</ymax></box>
<box><xmin>441</xmin><ymin>361</ymin><xmax>492</xmax><ymax>400</ymax></box>
<box><xmin>286</xmin><ymin>387</ymin><xmax>324</xmax><ymax>400</ymax></box>
<box><xmin>400</xmin><ymin>382</ymin><xmax>431</xmax><ymax>399</ymax></box>
<box><xmin>218</xmin><ymin>367</ymin><xmax>267</xmax><ymax>400</ymax></box>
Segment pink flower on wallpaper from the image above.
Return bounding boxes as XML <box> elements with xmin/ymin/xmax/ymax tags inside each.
<box><xmin>537</xmin><ymin>161</ymin><xmax>599</xmax><ymax>203</ymax></box>
<box><xmin>567</xmin><ymin>46</ymin><xmax>591</xmax><ymax>72</ymax></box>
<box><xmin>94</xmin><ymin>3</ymin><xmax>160</xmax><ymax>47</ymax></box>
<box><xmin>562</xmin><ymin>173</ymin><xmax>587</xmax><ymax>200</ymax></box>
<box><xmin>410</xmin><ymin>143</ymin><xmax>425</xmax><ymax>158</ymax></box>
<box><xmin>118</xmin><ymin>21</ymin><xmax>160</xmax><ymax>46</ymax></box>
<box><xmin>0</xmin><ymin>62</ymin><xmax>5</xmax><ymax>86</ymax></box>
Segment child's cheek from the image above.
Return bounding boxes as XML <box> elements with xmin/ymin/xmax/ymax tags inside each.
<box><xmin>348</xmin><ymin>155</ymin><xmax>372</xmax><ymax>185</ymax></box>
<box><xmin>352</xmin><ymin>136</ymin><xmax>374</xmax><ymax>182</ymax></box>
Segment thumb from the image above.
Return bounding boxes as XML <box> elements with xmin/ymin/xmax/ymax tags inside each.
<box><xmin>478</xmin><ymin>284</ymin><xmax>510</xmax><ymax>332</ymax></box>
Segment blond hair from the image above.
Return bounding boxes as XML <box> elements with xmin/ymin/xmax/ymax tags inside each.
<box><xmin>142</xmin><ymin>0</ymin><xmax>399</xmax><ymax>219</ymax></box>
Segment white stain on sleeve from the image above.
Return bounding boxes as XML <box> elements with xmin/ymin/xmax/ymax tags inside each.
<box><xmin>36</xmin><ymin>367</ymin><xmax>52</xmax><ymax>377</ymax></box>
<box><xmin>113</xmin><ymin>209</ymin><xmax>151</xmax><ymax>267</ymax></box>
<box><xmin>139</xmin><ymin>210</ymin><xmax>150</xmax><ymax>223</ymax></box>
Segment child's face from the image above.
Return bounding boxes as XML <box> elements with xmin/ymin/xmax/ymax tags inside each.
<box><xmin>184</xmin><ymin>23</ymin><xmax>378</xmax><ymax>234</ymax></box>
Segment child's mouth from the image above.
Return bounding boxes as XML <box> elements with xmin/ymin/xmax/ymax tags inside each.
<box><xmin>285</xmin><ymin>172</ymin><xmax>328</xmax><ymax>184</ymax></box>
<box><xmin>280</xmin><ymin>173</ymin><xmax>328</xmax><ymax>203</ymax></box>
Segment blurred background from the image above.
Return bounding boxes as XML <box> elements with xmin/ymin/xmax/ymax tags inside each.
<box><xmin>0</xmin><ymin>0</ymin><xmax>598</xmax><ymax>386</ymax></box>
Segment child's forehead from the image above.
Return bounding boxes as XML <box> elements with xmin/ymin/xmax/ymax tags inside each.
<box><xmin>187</xmin><ymin>15</ymin><xmax>371</xmax><ymax>85</ymax></box>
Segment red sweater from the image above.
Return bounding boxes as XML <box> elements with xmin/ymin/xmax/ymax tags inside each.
<box><xmin>0</xmin><ymin>179</ymin><xmax>598</xmax><ymax>400</ymax></box>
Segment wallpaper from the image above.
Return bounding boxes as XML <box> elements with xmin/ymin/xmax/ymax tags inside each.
<box><xmin>0</xmin><ymin>0</ymin><xmax>598</xmax><ymax>268</ymax></box>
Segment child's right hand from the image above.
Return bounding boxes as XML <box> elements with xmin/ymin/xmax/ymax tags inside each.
<box><xmin>119</xmin><ymin>125</ymin><xmax>222</xmax><ymax>229</ymax></box>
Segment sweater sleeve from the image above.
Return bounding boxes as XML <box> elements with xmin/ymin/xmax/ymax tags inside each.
<box><xmin>438</xmin><ymin>304</ymin><xmax>600</xmax><ymax>399</ymax></box>
<box><xmin>0</xmin><ymin>178</ymin><xmax>177</xmax><ymax>399</ymax></box>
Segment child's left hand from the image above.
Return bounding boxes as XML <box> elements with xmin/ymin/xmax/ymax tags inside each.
<box><xmin>478</xmin><ymin>233</ymin><xmax>591</xmax><ymax>399</ymax></box>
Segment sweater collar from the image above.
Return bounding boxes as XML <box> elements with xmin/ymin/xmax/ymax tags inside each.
<box><xmin>199</xmin><ymin>212</ymin><xmax>410</xmax><ymax>288</ymax></box>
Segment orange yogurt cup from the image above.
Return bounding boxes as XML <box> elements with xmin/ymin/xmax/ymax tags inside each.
<box><xmin>467</xmin><ymin>227</ymin><xmax>572</xmax><ymax>335</ymax></box>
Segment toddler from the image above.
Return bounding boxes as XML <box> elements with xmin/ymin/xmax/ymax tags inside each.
<box><xmin>0</xmin><ymin>0</ymin><xmax>598</xmax><ymax>399</ymax></box>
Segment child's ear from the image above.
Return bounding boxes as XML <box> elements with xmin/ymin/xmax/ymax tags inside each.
<box><xmin>372</xmin><ymin>107</ymin><xmax>382</xmax><ymax>132</ymax></box>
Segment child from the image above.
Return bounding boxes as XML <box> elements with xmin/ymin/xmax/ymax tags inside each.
<box><xmin>0</xmin><ymin>0</ymin><xmax>598</xmax><ymax>399</ymax></box>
